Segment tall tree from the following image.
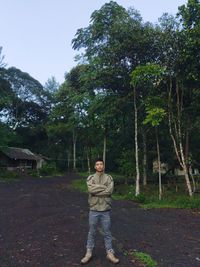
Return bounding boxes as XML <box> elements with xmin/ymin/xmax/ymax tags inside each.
<box><xmin>131</xmin><ymin>64</ymin><xmax>164</xmax><ymax>196</ymax></box>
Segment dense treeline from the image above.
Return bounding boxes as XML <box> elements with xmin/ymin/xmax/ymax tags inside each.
<box><xmin>0</xmin><ymin>0</ymin><xmax>200</xmax><ymax>197</ymax></box>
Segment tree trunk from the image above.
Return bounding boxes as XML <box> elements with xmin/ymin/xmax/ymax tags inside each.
<box><xmin>185</xmin><ymin>130</ymin><xmax>189</xmax><ymax>167</ymax></box>
<box><xmin>73</xmin><ymin>129</ymin><xmax>77</xmax><ymax>171</ymax></box>
<box><xmin>168</xmin><ymin>77</ymin><xmax>193</xmax><ymax>197</ymax></box>
<box><xmin>179</xmin><ymin>140</ymin><xmax>193</xmax><ymax>197</ymax></box>
<box><xmin>190</xmin><ymin>172</ymin><xmax>196</xmax><ymax>193</ymax></box>
<box><xmin>182</xmin><ymin>165</ymin><xmax>193</xmax><ymax>196</ymax></box>
<box><xmin>156</xmin><ymin>128</ymin><xmax>162</xmax><ymax>200</ymax></box>
<box><xmin>67</xmin><ymin>149</ymin><xmax>71</xmax><ymax>171</ymax></box>
<box><xmin>142</xmin><ymin>131</ymin><xmax>147</xmax><ymax>186</ymax></box>
<box><xmin>134</xmin><ymin>86</ymin><xmax>140</xmax><ymax>196</ymax></box>
<box><xmin>87</xmin><ymin>147</ymin><xmax>91</xmax><ymax>174</ymax></box>
<box><xmin>103</xmin><ymin>126</ymin><xmax>107</xmax><ymax>169</ymax></box>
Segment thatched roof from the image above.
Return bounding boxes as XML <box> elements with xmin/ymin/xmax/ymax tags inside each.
<box><xmin>0</xmin><ymin>147</ymin><xmax>41</xmax><ymax>161</ymax></box>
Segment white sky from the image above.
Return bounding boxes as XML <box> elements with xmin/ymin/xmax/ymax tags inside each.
<box><xmin>0</xmin><ymin>0</ymin><xmax>187</xmax><ymax>85</ymax></box>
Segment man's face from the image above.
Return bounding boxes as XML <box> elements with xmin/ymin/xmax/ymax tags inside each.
<box><xmin>95</xmin><ymin>161</ymin><xmax>104</xmax><ymax>172</ymax></box>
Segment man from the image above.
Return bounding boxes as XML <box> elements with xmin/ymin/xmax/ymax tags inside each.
<box><xmin>81</xmin><ymin>158</ymin><xmax>119</xmax><ymax>264</ymax></box>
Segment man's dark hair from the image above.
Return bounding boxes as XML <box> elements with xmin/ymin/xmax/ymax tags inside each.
<box><xmin>95</xmin><ymin>158</ymin><xmax>104</xmax><ymax>164</ymax></box>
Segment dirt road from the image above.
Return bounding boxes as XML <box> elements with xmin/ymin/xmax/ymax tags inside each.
<box><xmin>0</xmin><ymin>174</ymin><xmax>199</xmax><ymax>267</ymax></box>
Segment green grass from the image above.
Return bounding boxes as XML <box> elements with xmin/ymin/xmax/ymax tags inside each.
<box><xmin>133</xmin><ymin>252</ymin><xmax>157</xmax><ymax>267</ymax></box>
<box><xmin>141</xmin><ymin>195</ymin><xmax>200</xmax><ymax>209</ymax></box>
<box><xmin>72</xmin><ymin>173</ymin><xmax>200</xmax><ymax>209</ymax></box>
<box><xmin>71</xmin><ymin>178</ymin><xmax>88</xmax><ymax>193</ymax></box>
<box><xmin>0</xmin><ymin>170</ymin><xmax>22</xmax><ymax>183</ymax></box>
<box><xmin>0</xmin><ymin>168</ymin><xmax>65</xmax><ymax>183</ymax></box>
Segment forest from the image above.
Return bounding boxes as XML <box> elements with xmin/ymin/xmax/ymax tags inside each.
<box><xmin>0</xmin><ymin>0</ymin><xmax>200</xmax><ymax>199</ymax></box>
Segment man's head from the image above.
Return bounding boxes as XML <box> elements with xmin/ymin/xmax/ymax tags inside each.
<box><xmin>94</xmin><ymin>158</ymin><xmax>104</xmax><ymax>173</ymax></box>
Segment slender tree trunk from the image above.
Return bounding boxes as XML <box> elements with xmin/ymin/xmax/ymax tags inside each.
<box><xmin>168</xmin><ymin>77</ymin><xmax>193</xmax><ymax>197</ymax></box>
<box><xmin>142</xmin><ymin>131</ymin><xmax>147</xmax><ymax>186</ymax></box>
<box><xmin>190</xmin><ymin>172</ymin><xmax>196</xmax><ymax>193</ymax></box>
<box><xmin>185</xmin><ymin>131</ymin><xmax>196</xmax><ymax>191</ymax></box>
<box><xmin>185</xmin><ymin>130</ymin><xmax>189</xmax><ymax>166</ymax></box>
<box><xmin>67</xmin><ymin>149</ymin><xmax>70</xmax><ymax>171</ymax></box>
<box><xmin>156</xmin><ymin>128</ymin><xmax>162</xmax><ymax>200</ymax></box>
<box><xmin>72</xmin><ymin>129</ymin><xmax>77</xmax><ymax>171</ymax></box>
<box><xmin>134</xmin><ymin>86</ymin><xmax>140</xmax><ymax>196</ymax></box>
<box><xmin>180</xmin><ymin>142</ymin><xmax>193</xmax><ymax>196</ymax></box>
<box><xmin>103</xmin><ymin>126</ymin><xmax>107</xmax><ymax>169</ymax></box>
<box><xmin>87</xmin><ymin>147</ymin><xmax>91</xmax><ymax>174</ymax></box>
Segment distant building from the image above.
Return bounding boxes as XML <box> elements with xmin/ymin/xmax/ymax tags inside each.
<box><xmin>153</xmin><ymin>160</ymin><xmax>169</xmax><ymax>174</ymax></box>
<box><xmin>0</xmin><ymin>146</ymin><xmax>46</xmax><ymax>171</ymax></box>
<box><xmin>153</xmin><ymin>159</ymin><xmax>200</xmax><ymax>176</ymax></box>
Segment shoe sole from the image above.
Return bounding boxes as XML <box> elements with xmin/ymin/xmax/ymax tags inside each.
<box><xmin>81</xmin><ymin>257</ymin><xmax>92</xmax><ymax>264</ymax></box>
<box><xmin>106</xmin><ymin>256</ymin><xmax>120</xmax><ymax>264</ymax></box>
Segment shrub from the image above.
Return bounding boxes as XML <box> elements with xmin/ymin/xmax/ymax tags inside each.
<box><xmin>174</xmin><ymin>196</ymin><xmax>200</xmax><ymax>209</ymax></box>
<box><xmin>118</xmin><ymin>150</ymin><xmax>135</xmax><ymax>177</ymax></box>
<box><xmin>0</xmin><ymin>169</ymin><xmax>21</xmax><ymax>181</ymax></box>
<box><xmin>133</xmin><ymin>193</ymin><xmax>146</xmax><ymax>203</ymax></box>
<box><xmin>27</xmin><ymin>169</ymin><xmax>39</xmax><ymax>177</ymax></box>
<box><xmin>38</xmin><ymin>163</ymin><xmax>57</xmax><ymax>176</ymax></box>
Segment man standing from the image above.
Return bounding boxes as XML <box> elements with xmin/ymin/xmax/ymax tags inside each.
<box><xmin>81</xmin><ymin>158</ymin><xmax>119</xmax><ymax>264</ymax></box>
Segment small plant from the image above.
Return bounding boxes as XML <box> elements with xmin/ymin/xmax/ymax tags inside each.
<box><xmin>134</xmin><ymin>251</ymin><xmax>157</xmax><ymax>267</ymax></box>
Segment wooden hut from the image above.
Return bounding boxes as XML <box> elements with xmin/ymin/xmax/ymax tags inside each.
<box><xmin>0</xmin><ymin>146</ymin><xmax>43</xmax><ymax>171</ymax></box>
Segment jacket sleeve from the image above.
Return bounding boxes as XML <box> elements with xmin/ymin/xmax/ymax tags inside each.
<box><xmin>93</xmin><ymin>175</ymin><xmax>114</xmax><ymax>196</ymax></box>
<box><xmin>87</xmin><ymin>176</ymin><xmax>107</xmax><ymax>194</ymax></box>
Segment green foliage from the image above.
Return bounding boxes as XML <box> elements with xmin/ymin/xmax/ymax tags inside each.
<box><xmin>133</xmin><ymin>193</ymin><xmax>146</xmax><ymax>203</ymax></box>
<box><xmin>0</xmin><ymin>75</ymin><xmax>14</xmax><ymax>111</ymax></box>
<box><xmin>143</xmin><ymin>107</ymin><xmax>166</xmax><ymax>127</ymax></box>
<box><xmin>71</xmin><ymin>177</ymin><xmax>200</xmax><ymax>209</ymax></box>
<box><xmin>133</xmin><ymin>252</ymin><xmax>157</xmax><ymax>267</ymax></box>
<box><xmin>173</xmin><ymin>195</ymin><xmax>200</xmax><ymax>209</ymax></box>
<box><xmin>130</xmin><ymin>64</ymin><xmax>165</xmax><ymax>88</ymax></box>
<box><xmin>70</xmin><ymin>176</ymin><xmax>200</xmax><ymax>209</ymax></box>
<box><xmin>1</xmin><ymin>1</ymin><xmax>200</xmax><ymax>202</ymax></box>
<box><xmin>71</xmin><ymin>178</ymin><xmax>88</xmax><ymax>193</ymax></box>
<box><xmin>140</xmin><ymin>188</ymin><xmax>200</xmax><ymax>209</ymax></box>
<box><xmin>44</xmin><ymin>76</ymin><xmax>59</xmax><ymax>94</ymax></box>
<box><xmin>0</xmin><ymin>123</ymin><xmax>21</xmax><ymax>146</ymax></box>
<box><xmin>117</xmin><ymin>150</ymin><xmax>135</xmax><ymax>177</ymax></box>
<box><xmin>27</xmin><ymin>169</ymin><xmax>40</xmax><ymax>177</ymax></box>
<box><xmin>38</xmin><ymin>163</ymin><xmax>57</xmax><ymax>176</ymax></box>
<box><xmin>0</xmin><ymin>170</ymin><xmax>21</xmax><ymax>182</ymax></box>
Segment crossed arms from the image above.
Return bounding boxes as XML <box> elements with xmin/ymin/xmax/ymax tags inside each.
<box><xmin>87</xmin><ymin>177</ymin><xmax>114</xmax><ymax>196</ymax></box>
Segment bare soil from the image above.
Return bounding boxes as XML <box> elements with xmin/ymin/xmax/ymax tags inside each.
<box><xmin>0</xmin><ymin>174</ymin><xmax>199</xmax><ymax>267</ymax></box>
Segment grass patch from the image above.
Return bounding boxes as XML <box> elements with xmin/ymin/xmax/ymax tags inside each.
<box><xmin>71</xmin><ymin>178</ymin><xmax>88</xmax><ymax>193</ymax></box>
<box><xmin>27</xmin><ymin>169</ymin><xmax>65</xmax><ymax>178</ymax></box>
<box><xmin>133</xmin><ymin>251</ymin><xmax>157</xmax><ymax>267</ymax></box>
<box><xmin>0</xmin><ymin>168</ymin><xmax>65</xmax><ymax>183</ymax></box>
<box><xmin>0</xmin><ymin>170</ymin><xmax>22</xmax><ymax>183</ymax></box>
<box><xmin>113</xmin><ymin>181</ymin><xmax>200</xmax><ymax>209</ymax></box>
<box><xmin>141</xmin><ymin>195</ymin><xmax>200</xmax><ymax>209</ymax></box>
<box><xmin>72</xmin><ymin>173</ymin><xmax>200</xmax><ymax>209</ymax></box>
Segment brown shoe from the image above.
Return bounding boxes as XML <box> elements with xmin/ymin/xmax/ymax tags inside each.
<box><xmin>106</xmin><ymin>250</ymin><xmax>119</xmax><ymax>264</ymax></box>
<box><xmin>81</xmin><ymin>249</ymin><xmax>92</xmax><ymax>264</ymax></box>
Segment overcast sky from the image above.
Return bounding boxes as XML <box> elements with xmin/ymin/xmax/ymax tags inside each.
<box><xmin>0</xmin><ymin>0</ymin><xmax>187</xmax><ymax>85</ymax></box>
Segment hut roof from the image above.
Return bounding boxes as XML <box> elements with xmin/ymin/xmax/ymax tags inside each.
<box><xmin>0</xmin><ymin>147</ymin><xmax>41</xmax><ymax>161</ymax></box>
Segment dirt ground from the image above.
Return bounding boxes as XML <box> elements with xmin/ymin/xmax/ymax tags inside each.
<box><xmin>0</xmin><ymin>174</ymin><xmax>199</xmax><ymax>267</ymax></box>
